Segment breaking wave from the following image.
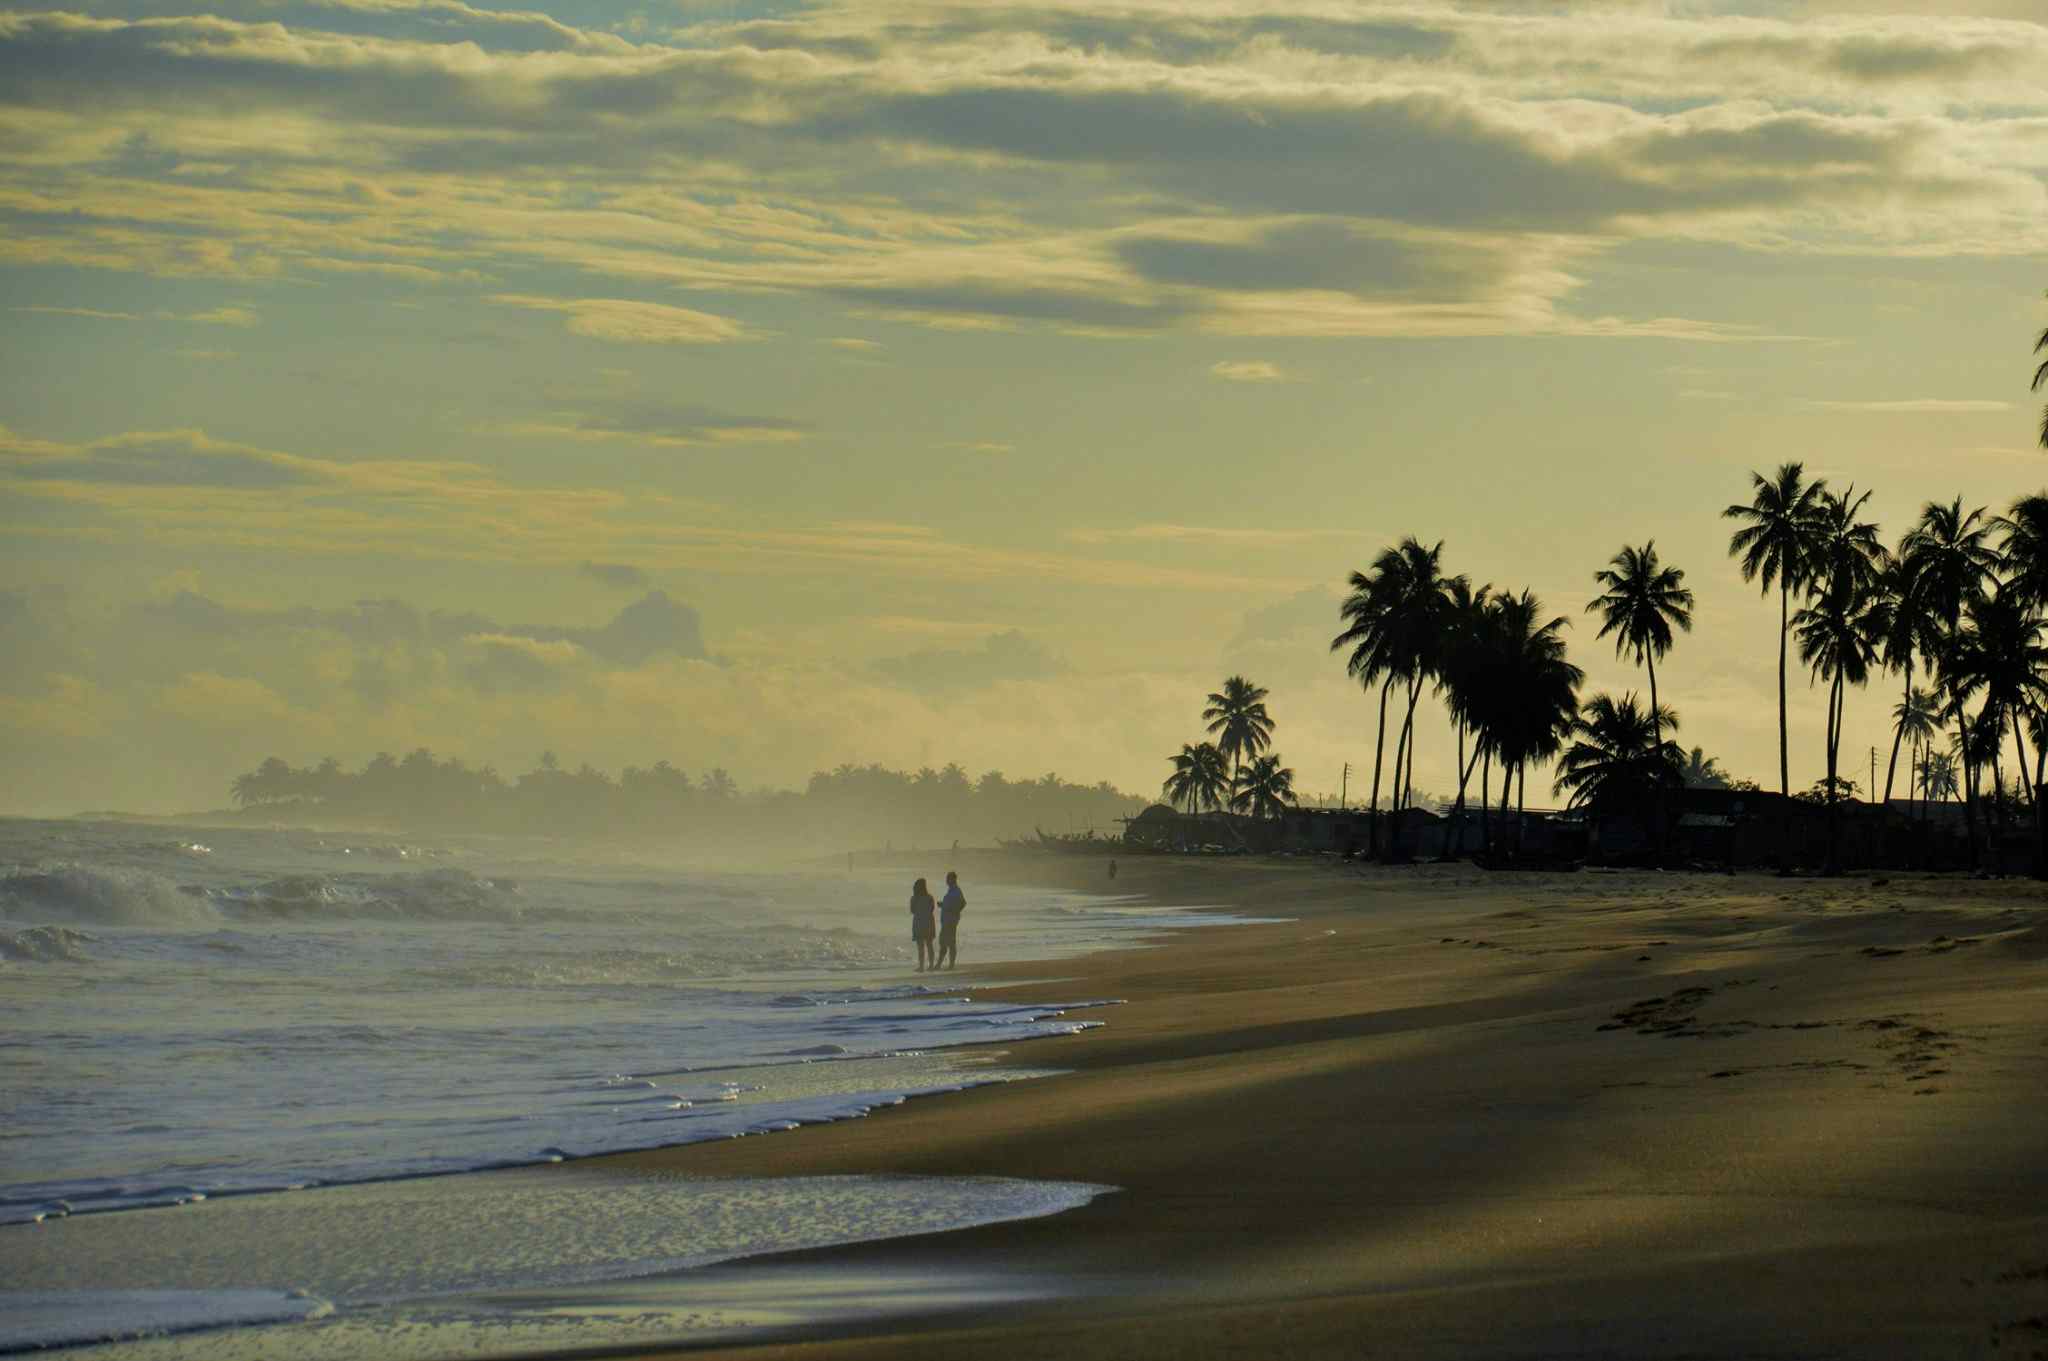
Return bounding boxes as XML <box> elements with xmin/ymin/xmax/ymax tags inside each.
<box><xmin>0</xmin><ymin>865</ymin><xmax>216</xmax><ymax>927</ymax></box>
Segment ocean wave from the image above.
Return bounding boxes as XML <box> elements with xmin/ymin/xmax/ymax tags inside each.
<box><xmin>0</xmin><ymin>865</ymin><xmax>216</xmax><ymax>927</ymax></box>
<box><xmin>222</xmin><ymin>867</ymin><xmax>524</xmax><ymax>922</ymax></box>
<box><xmin>0</xmin><ymin>924</ymin><xmax>98</xmax><ymax>963</ymax></box>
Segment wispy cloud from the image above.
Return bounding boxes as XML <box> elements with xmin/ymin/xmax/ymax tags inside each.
<box><xmin>1065</xmin><ymin>523</ymin><xmax>1353</xmax><ymax>547</ymax></box>
<box><xmin>488</xmin><ymin>295</ymin><xmax>752</xmax><ymax>345</ymax></box>
<box><xmin>1804</xmin><ymin>398</ymin><xmax>2013</xmax><ymax>413</ymax></box>
<box><xmin>14</xmin><ymin>305</ymin><xmax>258</xmax><ymax>326</ymax></box>
<box><xmin>1209</xmin><ymin>360</ymin><xmax>1289</xmax><ymax>383</ymax></box>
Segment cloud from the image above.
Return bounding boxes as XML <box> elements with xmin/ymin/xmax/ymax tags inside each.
<box><xmin>1</xmin><ymin>428</ymin><xmax>330</xmax><ymax>489</ymax></box>
<box><xmin>1065</xmin><ymin>524</ymin><xmax>1352</xmax><ymax>547</ymax></box>
<box><xmin>488</xmin><ymin>295</ymin><xmax>752</xmax><ymax>344</ymax></box>
<box><xmin>1804</xmin><ymin>398</ymin><xmax>2012</xmax><ymax>412</ymax></box>
<box><xmin>0</xmin><ymin>3</ymin><xmax>2038</xmax><ymax>343</ymax></box>
<box><xmin>13</xmin><ymin>305</ymin><xmax>258</xmax><ymax>326</ymax></box>
<box><xmin>501</xmin><ymin>397</ymin><xmax>808</xmax><ymax>446</ymax></box>
<box><xmin>1209</xmin><ymin>360</ymin><xmax>1288</xmax><ymax>383</ymax></box>
<box><xmin>578</xmin><ymin>561</ymin><xmax>650</xmax><ymax>590</ymax></box>
<box><xmin>875</xmin><ymin>629</ymin><xmax>1065</xmax><ymax>693</ymax></box>
<box><xmin>825</xmin><ymin>337</ymin><xmax>883</xmax><ymax>352</ymax></box>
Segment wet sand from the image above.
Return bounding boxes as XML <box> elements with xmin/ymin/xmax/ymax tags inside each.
<box><xmin>569</xmin><ymin>855</ymin><xmax>2048</xmax><ymax>1360</ymax></box>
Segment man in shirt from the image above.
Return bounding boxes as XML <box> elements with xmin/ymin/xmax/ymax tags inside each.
<box><xmin>936</xmin><ymin>870</ymin><xmax>966</xmax><ymax>970</ymax></box>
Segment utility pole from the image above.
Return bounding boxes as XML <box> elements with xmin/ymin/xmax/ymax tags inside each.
<box><xmin>1340</xmin><ymin>762</ymin><xmax>1351</xmax><ymax>812</ymax></box>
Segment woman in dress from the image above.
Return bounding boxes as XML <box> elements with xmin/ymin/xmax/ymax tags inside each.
<box><xmin>909</xmin><ymin>877</ymin><xmax>937</xmax><ymax>972</ymax></box>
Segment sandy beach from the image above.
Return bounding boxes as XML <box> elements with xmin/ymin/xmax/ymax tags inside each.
<box><xmin>554</xmin><ymin>854</ymin><xmax>2048</xmax><ymax>1360</ymax></box>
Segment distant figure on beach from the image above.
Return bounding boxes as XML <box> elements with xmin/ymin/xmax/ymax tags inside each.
<box><xmin>1108</xmin><ymin>858</ymin><xmax>1117</xmax><ymax>881</ymax></box>
<box><xmin>909</xmin><ymin>877</ymin><xmax>937</xmax><ymax>972</ymax></box>
<box><xmin>936</xmin><ymin>870</ymin><xmax>966</xmax><ymax>970</ymax></box>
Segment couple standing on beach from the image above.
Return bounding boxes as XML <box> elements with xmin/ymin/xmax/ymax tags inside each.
<box><xmin>909</xmin><ymin>871</ymin><xmax>965</xmax><ymax>972</ymax></box>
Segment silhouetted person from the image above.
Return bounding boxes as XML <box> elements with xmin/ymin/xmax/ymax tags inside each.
<box><xmin>909</xmin><ymin>877</ymin><xmax>937</xmax><ymax>972</ymax></box>
<box><xmin>936</xmin><ymin>870</ymin><xmax>965</xmax><ymax>969</ymax></box>
<box><xmin>1108</xmin><ymin>858</ymin><xmax>1117</xmax><ymax>881</ymax></box>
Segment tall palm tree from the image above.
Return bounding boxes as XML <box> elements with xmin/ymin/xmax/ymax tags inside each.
<box><xmin>1437</xmin><ymin>580</ymin><xmax>1494</xmax><ymax>858</ymax></box>
<box><xmin>1947</xmin><ymin>593</ymin><xmax>2048</xmax><ymax>810</ymax></box>
<box><xmin>1478</xmin><ymin>590</ymin><xmax>1583</xmax><ymax>854</ymax></box>
<box><xmin>1553</xmin><ymin>692</ymin><xmax>1683</xmax><ymax>816</ymax></box>
<box><xmin>1901</xmin><ymin>497</ymin><xmax>2000</xmax><ymax>866</ymax></box>
<box><xmin>1331</xmin><ymin>562</ymin><xmax>1399</xmax><ymax>854</ymax></box>
<box><xmin>1995</xmin><ymin>495</ymin><xmax>2048</xmax><ymax>873</ymax></box>
<box><xmin>1203</xmin><ymin>676</ymin><xmax>1274</xmax><ymax>791</ymax></box>
<box><xmin>1872</xmin><ymin>554</ymin><xmax>1932</xmax><ymax>807</ymax></box>
<box><xmin>1587</xmin><ymin>541</ymin><xmax>1694</xmax><ymax>862</ymax></box>
<box><xmin>1725</xmin><ymin>463</ymin><xmax>1829</xmax><ymax>799</ymax></box>
<box><xmin>1587</xmin><ymin>542</ymin><xmax>1694</xmax><ymax>755</ymax></box>
<box><xmin>1333</xmin><ymin>538</ymin><xmax>1454</xmax><ymax>856</ymax></box>
<box><xmin>1230</xmin><ymin>753</ymin><xmax>1298</xmax><ymax>818</ymax></box>
<box><xmin>1792</xmin><ymin>571</ymin><xmax>1884</xmax><ymax>873</ymax></box>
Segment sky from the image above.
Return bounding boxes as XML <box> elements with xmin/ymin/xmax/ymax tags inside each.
<box><xmin>1</xmin><ymin>0</ymin><xmax>2045</xmax><ymax>818</ymax></box>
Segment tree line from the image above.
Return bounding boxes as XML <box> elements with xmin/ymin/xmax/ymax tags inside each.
<box><xmin>230</xmin><ymin>750</ymin><xmax>1147</xmax><ymax>845</ymax></box>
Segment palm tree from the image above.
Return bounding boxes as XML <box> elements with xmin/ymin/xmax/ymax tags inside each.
<box><xmin>1332</xmin><ymin>538</ymin><xmax>1454</xmax><ymax>856</ymax></box>
<box><xmin>1792</xmin><ymin>571</ymin><xmax>1884</xmax><ymax>873</ymax></box>
<box><xmin>1871</xmin><ymin>555</ymin><xmax>1932</xmax><ymax>807</ymax></box>
<box><xmin>1994</xmin><ymin>493</ymin><xmax>2048</xmax><ymax>612</ymax></box>
<box><xmin>1681</xmin><ymin>747</ymin><xmax>1731</xmax><ymax>789</ymax></box>
<box><xmin>1587</xmin><ymin>542</ymin><xmax>1695</xmax><ymax>753</ymax></box>
<box><xmin>1231</xmin><ymin>753</ymin><xmax>1298</xmax><ymax>818</ymax></box>
<box><xmin>1553</xmin><ymin>692</ymin><xmax>1683</xmax><ymax>816</ymax></box>
<box><xmin>1901</xmin><ymin>498</ymin><xmax>2000</xmax><ymax>867</ymax></box>
<box><xmin>1477</xmin><ymin>590</ymin><xmax>1583</xmax><ymax>855</ymax></box>
<box><xmin>1923</xmin><ymin>749</ymin><xmax>1958</xmax><ymax>802</ymax></box>
<box><xmin>1893</xmin><ymin>687</ymin><xmax>1942</xmax><ymax>807</ymax></box>
<box><xmin>1189</xmin><ymin>742</ymin><xmax>1231</xmax><ymax>814</ymax></box>
<box><xmin>2034</xmin><ymin>305</ymin><xmax>2047</xmax><ymax>450</ymax></box>
<box><xmin>1163</xmin><ymin>744</ymin><xmax>1203</xmax><ymax>816</ymax></box>
<box><xmin>1947</xmin><ymin>593</ymin><xmax>2048</xmax><ymax>811</ymax></box>
<box><xmin>1587</xmin><ymin>541</ymin><xmax>1694</xmax><ymax>862</ymax></box>
<box><xmin>1725</xmin><ymin>463</ymin><xmax>1829</xmax><ymax>799</ymax></box>
<box><xmin>1203</xmin><ymin>676</ymin><xmax>1275</xmax><ymax>791</ymax></box>
<box><xmin>1331</xmin><ymin>562</ymin><xmax>1399</xmax><ymax>854</ymax></box>
<box><xmin>1437</xmin><ymin>579</ymin><xmax>1494</xmax><ymax>858</ymax></box>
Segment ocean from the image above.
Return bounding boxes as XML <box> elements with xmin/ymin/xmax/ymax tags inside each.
<box><xmin>0</xmin><ymin>818</ymin><xmax>1256</xmax><ymax>1355</ymax></box>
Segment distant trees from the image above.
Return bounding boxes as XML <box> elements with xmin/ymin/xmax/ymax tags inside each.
<box><xmin>228</xmin><ymin>751</ymin><xmax>1148</xmax><ymax>845</ymax></box>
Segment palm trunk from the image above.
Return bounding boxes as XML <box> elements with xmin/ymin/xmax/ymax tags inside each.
<box><xmin>1824</xmin><ymin>671</ymin><xmax>1843</xmax><ymax>875</ymax></box>
<box><xmin>1446</xmin><ymin>722</ymin><xmax>1473</xmax><ymax>861</ymax></box>
<box><xmin>1368</xmin><ymin>675</ymin><xmax>1392</xmax><ymax>857</ymax></box>
<box><xmin>1389</xmin><ymin>676</ymin><xmax>1421</xmax><ymax>857</ymax></box>
<box><xmin>1500</xmin><ymin>759</ymin><xmax>1513</xmax><ymax>858</ymax></box>
<box><xmin>1646</xmin><ymin>649</ymin><xmax>1666</xmax><ymax>866</ymax></box>
<box><xmin>1480</xmin><ymin>747</ymin><xmax>1492</xmax><ymax>855</ymax></box>
<box><xmin>1954</xmin><ymin>701</ymin><xmax>1982</xmax><ymax>871</ymax></box>
<box><xmin>1515</xmin><ymin>763</ymin><xmax>1527</xmax><ymax>855</ymax></box>
<box><xmin>1882</xmin><ymin>660</ymin><xmax>1911</xmax><ymax>806</ymax></box>
<box><xmin>1777</xmin><ymin>582</ymin><xmax>1791</xmax><ymax>799</ymax></box>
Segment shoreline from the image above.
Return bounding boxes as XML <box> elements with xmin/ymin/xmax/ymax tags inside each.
<box><xmin>546</xmin><ymin>854</ymin><xmax>2048</xmax><ymax>1360</ymax></box>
